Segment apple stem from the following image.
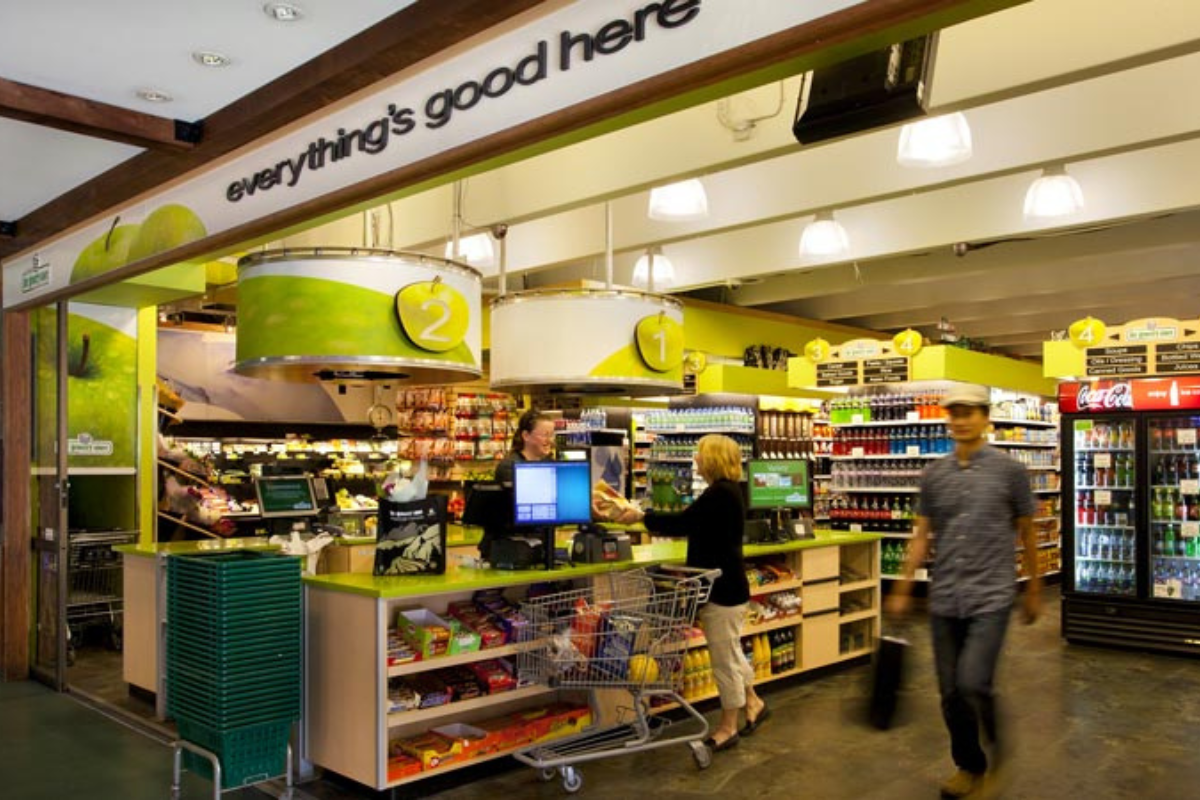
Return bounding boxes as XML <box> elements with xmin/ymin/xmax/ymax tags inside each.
<box><xmin>70</xmin><ymin>333</ymin><xmax>91</xmax><ymax>378</ymax></box>
<box><xmin>105</xmin><ymin>216</ymin><xmax>121</xmax><ymax>253</ymax></box>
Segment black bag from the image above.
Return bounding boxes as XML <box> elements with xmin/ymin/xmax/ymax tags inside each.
<box><xmin>868</xmin><ymin>635</ymin><xmax>909</xmax><ymax>730</ymax></box>
<box><xmin>373</xmin><ymin>496</ymin><xmax>448</xmax><ymax>576</ymax></box>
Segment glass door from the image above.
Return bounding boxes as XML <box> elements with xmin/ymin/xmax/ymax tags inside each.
<box><xmin>31</xmin><ymin>302</ymin><xmax>70</xmax><ymax>689</ymax></box>
<box><xmin>1148</xmin><ymin>415</ymin><xmax>1200</xmax><ymax>601</ymax></box>
<box><xmin>1071</xmin><ymin>417</ymin><xmax>1136</xmax><ymax>597</ymax></box>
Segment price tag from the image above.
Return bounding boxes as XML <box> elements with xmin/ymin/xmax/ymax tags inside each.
<box><xmin>1154</xmin><ymin>580</ymin><xmax>1183</xmax><ymax>599</ymax></box>
<box><xmin>906</xmin><ymin>445</ymin><xmax>921</xmax><ymax>456</ymax></box>
<box><xmin>906</xmin><ymin>411</ymin><xmax>919</xmax><ymax>422</ymax></box>
<box><xmin>851</xmin><ymin>414</ymin><xmax>864</xmax><ymax>425</ymax></box>
<box><xmin>914</xmin><ymin>568</ymin><xmax>929</xmax><ymax>581</ymax></box>
<box><xmin>1179</xmin><ymin>428</ymin><xmax>1198</xmax><ymax>446</ymax></box>
<box><xmin>850</xmin><ymin>523</ymin><xmax>863</xmax><ymax>533</ymax></box>
<box><xmin>1182</xmin><ymin>479</ymin><xmax>1199</xmax><ymax>496</ymax></box>
<box><xmin>1182</xmin><ymin>522</ymin><xmax>1200</xmax><ymax>538</ymax></box>
<box><xmin>852</xmin><ymin>447</ymin><xmax>865</xmax><ymax>458</ymax></box>
<box><xmin>891</xmin><ymin>510</ymin><xmax>902</xmax><ymax>520</ymax></box>
<box><xmin>1093</xmin><ymin>453</ymin><xmax>1112</xmax><ymax>468</ymax></box>
<box><xmin>1094</xmin><ymin>490</ymin><xmax>1112</xmax><ymax>506</ymax></box>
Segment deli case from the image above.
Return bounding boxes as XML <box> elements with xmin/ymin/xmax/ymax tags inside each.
<box><xmin>1060</xmin><ymin>378</ymin><xmax>1200</xmax><ymax>656</ymax></box>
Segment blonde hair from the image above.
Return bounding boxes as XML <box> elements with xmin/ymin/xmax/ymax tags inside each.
<box><xmin>697</xmin><ymin>434</ymin><xmax>742</xmax><ymax>483</ymax></box>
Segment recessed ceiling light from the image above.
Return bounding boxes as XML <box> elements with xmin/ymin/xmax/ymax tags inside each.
<box><xmin>263</xmin><ymin>2</ymin><xmax>304</xmax><ymax>22</ymax></box>
<box><xmin>192</xmin><ymin>51</ymin><xmax>232</xmax><ymax>68</ymax></box>
<box><xmin>136</xmin><ymin>88</ymin><xmax>173</xmax><ymax>103</ymax></box>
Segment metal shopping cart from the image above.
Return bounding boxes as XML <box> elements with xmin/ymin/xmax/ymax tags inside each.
<box><xmin>514</xmin><ymin>565</ymin><xmax>720</xmax><ymax>794</ymax></box>
<box><xmin>66</xmin><ymin>529</ymin><xmax>138</xmax><ymax>663</ymax></box>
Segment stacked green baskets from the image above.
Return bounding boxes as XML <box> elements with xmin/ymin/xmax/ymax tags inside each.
<box><xmin>166</xmin><ymin>551</ymin><xmax>301</xmax><ymax>789</ymax></box>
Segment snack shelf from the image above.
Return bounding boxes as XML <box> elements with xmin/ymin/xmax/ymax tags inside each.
<box><xmin>386</xmin><ymin>685</ymin><xmax>555</xmax><ymax>728</ymax></box>
<box><xmin>387</xmin><ymin>641</ymin><xmax>533</xmax><ymax>678</ymax></box>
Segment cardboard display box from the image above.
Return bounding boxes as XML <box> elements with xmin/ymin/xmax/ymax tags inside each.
<box><xmin>318</xmin><ymin>542</ymin><xmax>377</xmax><ymax>574</ymax></box>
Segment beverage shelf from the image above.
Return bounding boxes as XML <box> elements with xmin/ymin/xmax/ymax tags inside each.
<box><xmin>1033</xmin><ymin>489</ymin><xmax>1062</xmax><ymax>494</ymax></box>
<box><xmin>1075</xmin><ymin>447</ymin><xmax>1135</xmax><ymax>453</ymax></box>
<box><xmin>993</xmin><ymin>418</ymin><xmax>1057</xmax><ymax>428</ymax></box>
<box><xmin>832</xmin><ymin>419</ymin><xmax>947</xmax><ymax>428</ymax></box>
<box><xmin>1075</xmin><ymin>484</ymin><xmax>1134</xmax><ymax>490</ymax></box>
<box><xmin>828</xmin><ymin>486</ymin><xmax>919</xmax><ymax>494</ymax></box>
<box><xmin>881</xmin><ymin>574</ymin><xmax>929</xmax><ymax>583</ymax></box>
<box><xmin>830</xmin><ymin>454</ymin><xmax>942</xmax><ymax>461</ymax></box>
<box><xmin>991</xmin><ymin>441</ymin><xmax>1059</xmax><ymax>449</ymax></box>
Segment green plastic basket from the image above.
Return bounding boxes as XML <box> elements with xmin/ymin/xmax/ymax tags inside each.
<box><xmin>177</xmin><ymin>717</ymin><xmax>293</xmax><ymax>789</ymax></box>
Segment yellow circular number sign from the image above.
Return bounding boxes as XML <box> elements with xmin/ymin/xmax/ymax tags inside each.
<box><xmin>395</xmin><ymin>280</ymin><xmax>470</xmax><ymax>353</ymax></box>
<box><xmin>804</xmin><ymin>338</ymin><xmax>830</xmax><ymax>363</ymax></box>
<box><xmin>635</xmin><ymin>315</ymin><xmax>684</xmax><ymax>373</ymax></box>
<box><xmin>892</xmin><ymin>328</ymin><xmax>923</xmax><ymax>356</ymax></box>
<box><xmin>1068</xmin><ymin>316</ymin><xmax>1106</xmax><ymax>349</ymax></box>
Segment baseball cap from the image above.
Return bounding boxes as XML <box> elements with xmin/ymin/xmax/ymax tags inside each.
<box><xmin>941</xmin><ymin>383</ymin><xmax>991</xmax><ymax>408</ymax></box>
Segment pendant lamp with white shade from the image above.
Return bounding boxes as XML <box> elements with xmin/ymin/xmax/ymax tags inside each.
<box><xmin>647</xmin><ymin>178</ymin><xmax>709</xmax><ymax>221</ymax></box>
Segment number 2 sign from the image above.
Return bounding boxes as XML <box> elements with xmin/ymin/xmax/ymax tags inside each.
<box><xmin>395</xmin><ymin>279</ymin><xmax>470</xmax><ymax>353</ymax></box>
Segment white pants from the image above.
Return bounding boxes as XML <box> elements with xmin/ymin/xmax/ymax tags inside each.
<box><xmin>699</xmin><ymin>602</ymin><xmax>755</xmax><ymax>710</ymax></box>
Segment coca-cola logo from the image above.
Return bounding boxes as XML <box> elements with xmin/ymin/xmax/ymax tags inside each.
<box><xmin>1076</xmin><ymin>383</ymin><xmax>1134</xmax><ymax>411</ymax></box>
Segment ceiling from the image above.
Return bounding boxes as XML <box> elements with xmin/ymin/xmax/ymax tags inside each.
<box><xmin>4</xmin><ymin>0</ymin><xmax>1200</xmax><ymax>366</ymax></box>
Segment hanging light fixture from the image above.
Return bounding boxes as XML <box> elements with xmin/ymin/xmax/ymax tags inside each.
<box><xmin>632</xmin><ymin>246</ymin><xmax>676</xmax><ymax>290</ymax></box>
<box><xmin>896</xmin><ymin>111</ymin><xmax>973</xmax><ymax>167</ymax></box>
<box><xmin>444</xmin><ymin>233</ymin><xmax>495</xmax><ymax>266</ymax></box>
<box><xmin>647</xmin><ymin>178</ymin><xmax>709</xmax><ymax>221</ymax></box>
<box><xmin>1024</xmin><ymin>165</ymin><xmax>1085</xmax><ymax>221</ymax></box>
<box><xmin>798</xmin><ymin>211</ymin><xmax>849</xmax><ymax>258</ymax></box>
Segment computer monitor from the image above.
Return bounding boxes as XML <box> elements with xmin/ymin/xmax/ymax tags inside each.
<box><xmin>746</xmin><ymin>459</ymin><xmax>811</xmax><ymax>510</ymax></box>
<box><xmin>461</xmin><ymin>481</ymin><xmax>513</xmax><ymax>529</ymax></box>
<box><xmin>255</xmin><ymin>475</ymin><xmax>320</xmax><ymax>519</ymax></box>
<box><xmin>512</xmin><ymin>461</ymin><xmax>592</xmax><ymax>527</ymax></box>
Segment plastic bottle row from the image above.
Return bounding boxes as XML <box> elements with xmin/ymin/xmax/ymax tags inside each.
<box><xmin>1073</xmin><ymin>421</ymin><xmax>1134</xmax><ymax>451</ymax></box>
<box><xmin>1151</xmin><ymin>453</ymin><xmax>1200</xmax><ymax>485</ymax></box>
<box><xmin>830</xmin><ymin>462</ymin><xmax>923</xmax><ymax>490</ymax></box>
<box><xmin>1077</xmin><ymin>562</ymin><xmax>1136</xmax><ymax>596</ymax></box>
<box><xmin>1074</xmin><ymin>453</ymin><xmax>1134</xmax><ymax>487</ymax></box>
<box><xmin>881</xmin><ymin>541</ymin><xmax>912</xmax><ymax>575</ymax></box>
<box><xmin>1153</xmin><ymin>562</ymin><xmax>1200</xmax><ymax>601</ymax></box>
<box><xmin>649</xmin><ymin>436</ymin><xmax>753</xmax><ymax>461</ymax></box>
<box><xmin>828</xmin><ymin>495</ymin><xmax>915</xmax><ymax>532</ymax></box>
<box><xmin>1074</xmin><ymin>491</ymin><xmax>1134</xmax><ymax>526</ymax></box>
<box><xmin>644</xmin><ymin>407</ymin><xmax>756</xmax><ymax>433</ymax></box>
<box><xmin>741</xmin><ymin>630</ymin><xmax>795</xmax><ymax>678</ymax></box>
<box><xmin>1150</xmin><ymin>489</ymin><xmax>1200</xmax><ymax>522</ymax></box>
<box><xmin>829</xmin><ymin>392</ymin><xmax>947</xmax><ymax>424</ymax></box>
<box><xmin>1006</xmin><ymin>449</ymin><xmax>1059</xmax><ymax>468</ymax></box>
<box><xmin>1150</xmin><ymin>418</ymin><xmax>1200</xmax><ymax>451</ymax></box>
<box><xmin>1153</xmin><ymin>524</ymin><xmax>1200</xmax><ymax>558</ymax></box>
<box><xmin>832</xmin><ymin>427</ymin><xmax>952</xmax><ymax>456</ymax></box>
<box><xmin>1076</xmin><ymin>528</ymin><xmax>1136</xmax><ymax>563</ymax></box>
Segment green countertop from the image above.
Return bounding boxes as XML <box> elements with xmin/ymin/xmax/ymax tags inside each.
<box><xmin>114</xmin><ymin>537</ymin><xmax>282</xmax><ymax>558</ymax></box>
<box><xmin>303</xmin><ymin>530</ymin><xmax>881</xmax><ymax>599</ymax></box>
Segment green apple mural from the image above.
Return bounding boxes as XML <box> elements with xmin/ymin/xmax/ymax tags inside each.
<box><xmin>395</xmin><ymin>280</ymin><xmax>470</xmax><ymax>353</ymax></box>
<box><xmin>35</xmin><ymin>305</ymin><xmax>137</xmax><ymax>469</ymax></box>
<box><xmin>70</xmin><ymin>203</ymin><xmax>206</xmax><ymax>284</ymax></box>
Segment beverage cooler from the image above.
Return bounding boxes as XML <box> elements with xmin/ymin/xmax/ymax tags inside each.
<box><xmin>1060</xmin><ymin>378</ymin><xmax>1200</xmax><ymax>657</ymax></box>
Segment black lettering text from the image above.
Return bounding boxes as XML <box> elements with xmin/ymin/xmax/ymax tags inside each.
<box><xmin>226</xmin><ymin>182</ymin><xmax>244</xmax><ymax>202</ymax></box>
<box><xmin>595</xmin><ymin>19</ymin><xmax>634</xmax><ymax>55</ymax></box>
<box><xmin>659</xmin><ymin>0</ymin><xmax>701</xmax><ymax>28</ymax></box>
<box><xmin>361</xmin><ymin>117</ymin><xmax>389</xmax><ymax>154</ymax></box>
<box><xmin>390</xmin><ymin>105</ymin><xmax>416</xmax><ymax>135</ymax></box>
<box><xmin>515</xmin><ymin>40</ymin><xmax>548</xmax><ymax>86</ymax></box>
<box><xmin>425</xmin><ymin>90</ymin><xmax>453</xmax><ymax>129</ymax></box>
<box><xmin>559</xmin><ymin>29</ymin><xmax>594</xmax><ymax>70</ymax></box>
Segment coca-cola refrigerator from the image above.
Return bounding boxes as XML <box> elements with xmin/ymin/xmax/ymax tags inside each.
<box><xmin>1060</xmin><ymin>378</ymin><xmax>1200</xmax><ymax>657</ymax></box>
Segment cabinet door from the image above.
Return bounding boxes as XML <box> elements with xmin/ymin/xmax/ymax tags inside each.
<box><xmin>801</xmin><ymin>547</ymin><xmax>839</xmax><ymax>582</ymax></box>
<box><xmin>801</xmin><ymin>611</ymin><xmax>839</xmax><ymax>670</ymax></box>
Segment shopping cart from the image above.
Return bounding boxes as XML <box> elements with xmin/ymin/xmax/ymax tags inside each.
<box><xmin>514</xmin><ymin>565</ymin><xmax>720</xmax><ymax>794</ymax></box>
<box><xmin>66</xmin><ymin>529</ymin><xmax>138</xmax><ymax>662</ymax></box>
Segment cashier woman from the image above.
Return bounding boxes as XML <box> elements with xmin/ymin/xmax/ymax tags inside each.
<box><xmin>594</xmin><ymin>433</ymin><xmax>768</xmax><ymax>752</ymax></box>
<box><xmin>478</xmin><ymin>410</ymin><xmax>556</xmax><ymax>562</ymax></box>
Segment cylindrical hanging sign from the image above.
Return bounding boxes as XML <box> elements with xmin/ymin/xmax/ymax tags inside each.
<box><xmin>235</xmin><ymin>248</ymin><xmax>482</xmax><ymax>383</ymax></box>
<box><xmin>489</xmin><ymin>289</ymin><xmax>685</xmax><ymax>395</ymax></box>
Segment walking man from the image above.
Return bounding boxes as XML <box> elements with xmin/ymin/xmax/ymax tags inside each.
<box><xmin>885</xmin><ymin>383</ymin><xmax>1041</xmax><ymax>798</ymax></box>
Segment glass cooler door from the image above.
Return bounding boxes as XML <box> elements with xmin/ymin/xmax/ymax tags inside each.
<box><xmin>1072</xmin><ymin>417</ymin><xmax>1137</xmax><ymax>597</ymax></box>
<box><xmin>1148</xmin><ymin>415</ymin><xmax>1200</xmax><ymax>602</ymax></box>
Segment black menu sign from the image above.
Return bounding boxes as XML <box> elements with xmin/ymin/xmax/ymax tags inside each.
<box><xmin>1155</xmin><ymin>342</ymin><xmax>1200</xmax><ymax>374</ymax></box>
<box><xmin>816</xmin><ymin>361</ymin><xmax>859</xmax><ymax>387</ymax></box>
<box><xmin>862</xmin><ymin>357</ymin><xmax>910</xmax><ymax>384</ymax></box>
<box><xmin>1085</xmin><ymin>345</ymin><xmax>1149</xmax><ymax>377</ymax></box>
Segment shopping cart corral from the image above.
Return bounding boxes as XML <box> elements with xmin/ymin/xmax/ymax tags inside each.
<box><xmin>515</xmin><ymin>565</ymin><xmax>720</xmax><ymax>794</ymax></box>
<box><xmin>67</xmin><ymin>528</ymin><xmax>138</xmax><ymax>662</ymax></box>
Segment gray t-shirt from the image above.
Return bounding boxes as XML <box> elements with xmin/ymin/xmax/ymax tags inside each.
<box><xmin>917</xmin><ymin>445</ymin><xmax>1036</xmax><ymax>617</ymax></box>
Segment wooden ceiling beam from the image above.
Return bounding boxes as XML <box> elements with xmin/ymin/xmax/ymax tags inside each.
<box><xmin>0</xmin><ymin>76</ymin><xmax>200</xmax><ymax>151</ymax></box>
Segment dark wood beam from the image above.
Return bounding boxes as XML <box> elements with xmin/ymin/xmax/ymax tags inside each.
<box><xmin>0</xmin><ymin>76</ymin><xmax>199</xmax><ymax>151</ymax></box>
<box><xmin>0</xmin><ymin>0</ymin><xmax>546</xmax><ymax>261</ymax></box>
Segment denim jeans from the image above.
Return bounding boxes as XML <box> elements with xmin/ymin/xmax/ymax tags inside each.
<box><xmin>930</xmin><ymin>609</ymin><xmax>1011</xmax><ymax>774</ymax></box>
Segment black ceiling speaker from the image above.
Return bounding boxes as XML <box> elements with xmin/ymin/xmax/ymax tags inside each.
<box><xmin>792</xmin><ymin>33</ymin><xmax>938</xmax><ymax>145</ymax></box>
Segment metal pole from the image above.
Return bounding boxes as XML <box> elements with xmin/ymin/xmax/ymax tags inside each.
<box><xmin>604</xmin><ymin>202</ymin><xmax>614</xmax><ymax>289</ymax></box>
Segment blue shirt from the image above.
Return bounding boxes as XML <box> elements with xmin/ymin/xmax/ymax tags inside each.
<box><xmin>917</xmin><ymin>445</ymin><xmax>1036</xmax><ymax>617</ymax></box>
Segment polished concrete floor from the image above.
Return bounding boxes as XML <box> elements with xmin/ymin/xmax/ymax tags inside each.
<box><xmin>5</xmin><ymin>587</ymin><xmax>1200</xmax><ymax>799</ymax></box>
